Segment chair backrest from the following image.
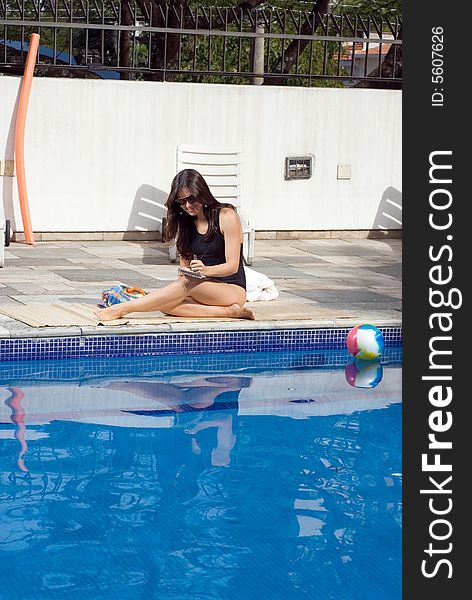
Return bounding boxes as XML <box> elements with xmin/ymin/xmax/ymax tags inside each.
<box><xmin>176</xmin><ymin>144</ymin><xmax>242</xmax><ymax>210</ymax></box>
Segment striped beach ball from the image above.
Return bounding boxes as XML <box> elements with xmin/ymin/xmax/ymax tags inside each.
<box><xmin>345</xmin><ymin>359</ymin><xmax>383</xmax><ymax>389</ymax></box>
<box><xmin>346</xmin><ymin>324</ymin><xmax>384</xmax><ymax>360</ymax></box>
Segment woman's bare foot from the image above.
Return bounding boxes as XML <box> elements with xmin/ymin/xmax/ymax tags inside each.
<box><xmin>230</xmin><ymin>304</ymin><xmax>256</xmax><ymax>320</ymax></box>
<box><xmin>93</xmin><ymin>305</ymin><xmax>126</xmax><ymax>322</ymax></box>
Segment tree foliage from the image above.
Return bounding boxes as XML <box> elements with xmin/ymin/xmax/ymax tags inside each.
<box><xmin>0</xmin><ymin>0</ymin><xmax>402</xmax><ymax>86</ymax></box>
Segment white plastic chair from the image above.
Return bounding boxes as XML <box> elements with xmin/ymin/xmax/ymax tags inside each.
<box><xmin>164</xmin><ymin>144</ymin><xmax>255</xmax><ymax>265</ymax></box>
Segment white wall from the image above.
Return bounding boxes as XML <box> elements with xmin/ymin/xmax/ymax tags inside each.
<box><xmin>0</xmin><ymin>76</ymin><xmax>401</xmax><ymax>233</ymax></box>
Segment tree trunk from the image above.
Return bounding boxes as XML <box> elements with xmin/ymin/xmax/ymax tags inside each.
<box><xmin>264</xmin><ymin>0</ymin><xmax>330</xmax><ymax>86</ymax></box>
<box><xmin>119</xmin><ymin>1</ymin><xmax>133</xmax><ymax>80</ymax></box>
<box><xmin>134</xmin><ymin>0</ymin><xmax>268</xmax><ymax>78</ymax></box>
<box><xmin>135</xmin><ymin>0</ymin><xmax>167</xmax><ymax>80</ymax></box>
<box><xmin>355</xmin><ymin>26</ymin><xmax>402</xmax><ymax>89</ymax></box>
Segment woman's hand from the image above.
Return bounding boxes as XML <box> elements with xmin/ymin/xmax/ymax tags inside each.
<box><xmin>189</xmin><ymin>259</ymin><xmax>209</xmax><ymax>277</ymax></box>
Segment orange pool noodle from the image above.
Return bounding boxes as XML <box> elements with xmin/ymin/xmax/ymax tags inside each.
<box><xmin>15</xmin><ymin>32</ymin><xmax>40</xmax><ymax>245</ymax></box>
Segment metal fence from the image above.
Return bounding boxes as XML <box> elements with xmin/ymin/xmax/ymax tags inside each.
<box><xmin>0</xmin><ymin>1</ymin><xmax>402</xmax><ymax>87</ymax></box>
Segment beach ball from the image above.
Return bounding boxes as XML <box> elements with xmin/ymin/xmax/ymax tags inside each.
<box><xmin>345</xmin><ymin>359</ymin><xmax>383</xmax><ymax>389</ymax></box>
<box><xmin>346</xmin><ymin>324</ymin><xmax>384</xmax><ymax>360</ymax></box>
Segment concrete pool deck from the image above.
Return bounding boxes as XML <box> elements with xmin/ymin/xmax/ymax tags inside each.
<box><xmin>0</xmin><ymin>238</ymin><xmax>402</xmax><ymax>339</ymax></box>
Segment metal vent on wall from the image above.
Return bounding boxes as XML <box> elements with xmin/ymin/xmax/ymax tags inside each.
<box><xmin>285</xmin><ymin>156</ymin><xmax>313</xmax><ymax>180</ymax></box>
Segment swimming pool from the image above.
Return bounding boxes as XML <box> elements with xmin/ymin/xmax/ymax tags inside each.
<box><xmin>0</xmin><ymin>349</ymin><xmax>401</xmax><ymax>599</ymax></box>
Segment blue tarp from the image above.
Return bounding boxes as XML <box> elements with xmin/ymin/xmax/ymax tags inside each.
<box><xmin>1</xmin><ymin>39</ymin><xmax>120</xmax><ymax>79</ymax></box>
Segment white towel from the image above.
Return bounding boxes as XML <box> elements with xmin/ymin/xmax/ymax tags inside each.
<box><xmin>244</xmin><ymin>266</ymin><xmax>279</xmax><ymax>302</ymax></box>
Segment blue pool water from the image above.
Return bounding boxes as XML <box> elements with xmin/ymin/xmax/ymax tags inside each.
<box><xmin>0</xmin><ymin>349</ymin><xmax>401</xmax><ymax>600</ymax></box>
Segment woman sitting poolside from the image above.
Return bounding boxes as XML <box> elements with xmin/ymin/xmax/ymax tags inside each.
<box><xmin>94</xmin><ymin>169</ymin><xmax>255</xmax><ymax>321</ymax></box>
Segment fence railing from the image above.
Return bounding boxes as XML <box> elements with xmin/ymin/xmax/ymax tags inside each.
<box><xmin>0</xmin><ymin>1</ymin><xmax>402</xmax><ymax>87</ymax></box>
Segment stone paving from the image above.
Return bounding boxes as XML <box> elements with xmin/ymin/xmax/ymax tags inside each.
<box><xmin>0</xmin><ymin>238</ymin><xmax>402</xmax><ymax>338</ymax></box>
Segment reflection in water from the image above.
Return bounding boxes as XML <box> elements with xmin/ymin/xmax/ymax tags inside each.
<box><xmin>4</xmin><ymin>387</ymin><xmax>28</xmax><ymax>472</ymax></box>
<box><xmin>0</xmin><ymin>361</ymin><xmax>401</xmax><ymax>600</ymax></box>
<box><xmin>345</xmin><ymin>359</ymin><xmax>384</xmax><ymax>389</ymax></box>
<box><xmin>115</xmin><ymin>376</ymin><xmax>252</xmax><ymax>468</ymax></box>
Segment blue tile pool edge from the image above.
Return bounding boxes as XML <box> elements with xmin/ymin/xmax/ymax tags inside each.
<box><xmin>0</xmin><ymin>327</ymin><xmax>402</xmax><ymax>362</ymax></box>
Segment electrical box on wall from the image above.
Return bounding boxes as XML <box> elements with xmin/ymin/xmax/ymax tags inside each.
<box><xmin>0</xmin><ymin>160</ymin><xmax>15</xmax><ymax>177</ymax></box>
<box><xmin>285</xmin><ymin>156</ymin><xmax>313</xmax><ymax>180</ymax></box>
<box><xmin>337</xmin><ymin>164</ymin><xmax>351</xmax><ymax>180</ymax></box>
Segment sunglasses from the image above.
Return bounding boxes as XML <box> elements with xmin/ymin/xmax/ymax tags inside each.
<box><xmin>175</xmin><ymin>194</ymin><xmax>199</xmax><ymax>206</ymax></box>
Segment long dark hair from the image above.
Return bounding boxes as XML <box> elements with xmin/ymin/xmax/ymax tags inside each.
<box><xmin>164</xmin><ymin>169</ymin><xmax>235</xmax><ymax>261</ymax></box>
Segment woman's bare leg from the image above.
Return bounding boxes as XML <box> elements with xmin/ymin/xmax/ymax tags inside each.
<box><xmin>189</xmin><ymin>281</ymin><xmax>246</xmax><ymax>307</ymax></box>
<box><xmin>94</xmin><ymin>278</ymin><xmax>255</xmax><ymax>321</ymax></box>
<box><xmin>93</xmin><ymin>276</ymin><xmax>198</xmax><ymax>321</ymax></box>
<box><xmin>160</xmin><ymin>282</ymin><xmax>255</xmax><ymax>319</ymax></box>
<box><xmin>188</xmin><ymin>281</ymin><xmax>255</xmax><ymax>319</ymax></box>
<box><xmin>161</xmin><ymin>298</ymin><xmax>255</xmax><ymax>320</ymax></box>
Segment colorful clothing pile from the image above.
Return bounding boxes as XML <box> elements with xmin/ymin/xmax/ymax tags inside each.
<box><xmin>98</xmin><ymin>285</ymin><xmax>147</xmax><ymax>308</ymax></box>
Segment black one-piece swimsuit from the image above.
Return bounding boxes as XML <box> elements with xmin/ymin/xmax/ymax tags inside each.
<box><xmin>190</xmin><ymin>220</ymin><xmax>246</xmax><ymax>290</ymax></box>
